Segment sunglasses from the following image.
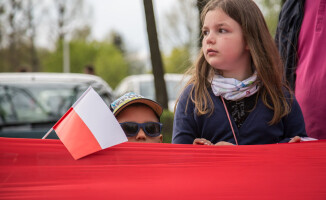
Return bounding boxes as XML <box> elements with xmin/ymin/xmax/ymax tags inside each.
<box><xmin>120</xmin><ymin>122</ymin><xmax>163</xmax><ymax>137</ymax></box>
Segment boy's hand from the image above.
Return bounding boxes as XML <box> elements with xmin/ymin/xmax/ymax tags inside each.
<box><xmin>193</xmin><ymin>138</ymin><xmax>213</xmax><ymax>145</ymax></box>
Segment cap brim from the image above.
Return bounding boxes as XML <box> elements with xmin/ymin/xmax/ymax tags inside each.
<box><xmin>113</xmin><ymin>98</ymin><xmax>163</xmax><ymax>117</ymax></box>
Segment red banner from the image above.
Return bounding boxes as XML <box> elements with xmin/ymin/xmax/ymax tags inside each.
<box><xmin>1</xmin><ymin>137</ymin><xmax>326</xmax><ymax>200</ymax></box>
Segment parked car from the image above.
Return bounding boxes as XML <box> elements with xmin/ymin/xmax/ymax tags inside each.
<box><xmin>0</xmin><ymin>72</ymin><xmax>115</xmax><ymax>139</ymax></box>
<box><xmin>114</xmin><ymin>73</ymin><xmax>190</xmax><ymax>111</ymax></box>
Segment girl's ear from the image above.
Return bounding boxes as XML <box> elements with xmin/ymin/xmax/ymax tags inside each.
<box><xmin>244</xmin><ymin>38</ymin><xmax>250</xmax><ymax>50</ymax></box>
<box><xmin>245</xmin><ymin>43</ymin><xmax>250</xmax><ymax>50</ymax></box>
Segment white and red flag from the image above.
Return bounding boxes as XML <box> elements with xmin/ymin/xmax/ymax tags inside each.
<box><xmin>44</xmin><ymin>86</ymin><xmax>127</xmax><ymax>160</ymax></box>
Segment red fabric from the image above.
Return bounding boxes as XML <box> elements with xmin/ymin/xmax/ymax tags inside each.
<box><xmin>54</xmin><ymin>108</ymin><xmax>101</xmax><ymax>160</ymax></box>
<box><xmin>1</xmin><ymin>138</ymin><xmax>326</xmax><ymax>200</ymax></box>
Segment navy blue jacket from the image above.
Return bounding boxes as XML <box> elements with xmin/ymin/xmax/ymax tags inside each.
<box><xmin>172</xmin><ymin>85</ymin><xmax>307</xmax><ymax>145</ymax></box>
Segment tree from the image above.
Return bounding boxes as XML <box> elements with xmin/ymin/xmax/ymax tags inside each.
<box><xmin>143</xmin><ymin>0</ymin><xmax>168</xmax><ymax>109</ymax></box>
<box><xmin>258</xmin><ymin>0</ymin><xmax>283</xmax><ymax>36</ymax></box>
<box><xmin>0</xmin><ymin>0</ymin><xmax>49</xmax><ymax>72</ymax></box>
<box><xmin>25</xmin><ymin>0</ymin><xmax>40</xmax><ymax>72</ymax></box>
<box><xmin>164</xmin><ymin>47</ymin><xmax>192</xmax><ymax>74</ymax></box>
<box><xmin>50</xmin><ymin>0</ymin><xmax>91</xmax><ymax>72</ymax></box>
<box><xmin>0</xmin><ymin>2</ymin><xmax>8</xmax><ymax>71</ymax></box>
<box><xmin>0</xmin><ymin>0</ymin><xmax>94</xmax><ymax>72</ymax></box>
<box><xmin>160</xmin><ymin>0</ymin><xmax>198</xmax><ymax>73</ymax></box>
<box><xmin>104</xmin><ymin>30</ymin><xmax>146</xmax><ymax>75</ymax></box>
<box><xmin>54</xmin><ymin>0</ymin><xmax>89</xmax><ymax>42</ymax></box>
<box><xmin>41</xmin><ymin>38</ymin><xmax>128</xmax><ymax>88</ymax></box>
<box><xmin>0</xmin><ymin>0</ymin><xmax>40</xmax><ymax>72</ymax></box>
<box><xmin>160</xmin><ymin>0</ymin><xmax>202</xmax><ymax>74</ymax></box>
<box><xmin>6</xmin><ymin>0</ymin><xmax>23</xmax><ymax>71</ymax></box>
<box><xmin>71</xmin><ymin>25</ymin><xmax>91</xmax><ymax>41</ymax></box>
<box><xmin>281</xmin><ymin>0</ymin><xmax>286</xmax><ymax>6</ymax></box>
<box><xmin>162</xmin><ymin>0</ymin><xmax>198</xmax><ymax>52</ymax></box>
<box><xmin>42</xmin><ymin>39</ymin><xmax>97</xmax><ymax>73</ymax></box>
<box><xmin>95</xmin><ymin>43</ymin><xmax>129</xmax><ymax>89</ymax></box>
<box><xmin>105</xmin><ymin>30</ymin><xmax>125</xmax><ymax>54</ymax></box>
<box><xmin>196</xmin><ymin>0</ymin><xmax>209</xmax><ymax>48</ymax></box>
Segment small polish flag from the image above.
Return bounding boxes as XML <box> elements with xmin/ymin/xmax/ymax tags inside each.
<box><xmin>43</xmin><ymin>87</ymin><xmax>127</xmax><ymax>160</ymax></box>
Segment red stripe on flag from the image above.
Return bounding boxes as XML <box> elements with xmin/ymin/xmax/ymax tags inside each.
<box><xmin>54</xmin><ymin>108</ymin><xmax>102</xmax><ymax>159</ymax></box>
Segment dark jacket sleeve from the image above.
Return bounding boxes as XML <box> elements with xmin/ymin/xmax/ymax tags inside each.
<box><xmin>275</xmin><ymin>0</ymin><xmax>305</xmax><ymax>90</ymax></box>
<box><xmin>279</xmin><ymin>96</ymin><xmax>307</xmax><ymax>143</ymax></box>
<box><xmin>172</xmin><ymin>85</ymin><xmax>199</xmax><ymax>144</ymax></box>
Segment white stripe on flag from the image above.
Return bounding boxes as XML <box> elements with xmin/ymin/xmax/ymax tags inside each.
<box><xmin>73</xmin><ymin>87</ymin><xmax>127</xmax><ymax>149</ymax></box>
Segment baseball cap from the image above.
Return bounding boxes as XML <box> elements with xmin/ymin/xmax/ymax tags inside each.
<box><xmin>110</xmin><ymin>92</ymin><xmax>163</xmax><ymax>117</ymax></box>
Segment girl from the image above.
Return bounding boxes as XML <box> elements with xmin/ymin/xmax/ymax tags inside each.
<box><xmin>172</xmin><ymin>0</ymin><xmax>307</xmax><ymax>145</ymax></box>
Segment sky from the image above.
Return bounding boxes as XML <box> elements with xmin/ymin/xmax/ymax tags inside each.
<box><xmin>85</xmin><ymin>0</ymin><xmax>175</xmax><ymax>58</ymax></box>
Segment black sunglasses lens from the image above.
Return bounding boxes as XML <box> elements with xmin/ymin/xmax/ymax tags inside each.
<box><xmin>144</xmin><ymin>122</ymin><xmax>161</xmax><ymax>137</ymax></box>
<box><xmin>121</xmin><ymin>123</ymin><xmax>139</xmax><ymax>137</ymax></box>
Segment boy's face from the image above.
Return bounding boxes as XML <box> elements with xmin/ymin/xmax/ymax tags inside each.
<box><xmin>116</xmin><ymin>104</ymin><xmax>163</xmax><ymax>143</ymax></box>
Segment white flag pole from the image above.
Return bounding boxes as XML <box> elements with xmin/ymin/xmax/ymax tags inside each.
<box><xmin>42</xmin><ymin>128</ymin><xmax>53</xmax><ymax>139</ymax></box>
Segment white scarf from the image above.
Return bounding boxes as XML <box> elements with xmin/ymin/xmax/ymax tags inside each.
<box><xmin>211</xmin><ymin>72</ymin><xmax>259</xmax><ymax>100</ymax></box>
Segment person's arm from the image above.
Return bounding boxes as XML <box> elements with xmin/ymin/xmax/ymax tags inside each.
<box><xmin>172</xmin><ymin>86</ymin><xmax>199</xmax><ymax>144</ymax></box>
<box><xmin>279</xmin><ymin>97</ymin><xmax>307</xmax><ymax>143</ymax></box>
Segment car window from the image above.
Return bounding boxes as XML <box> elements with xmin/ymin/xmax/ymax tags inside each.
<box><xmin>0</xmin><ymin>83</ymin><xmax>113</xmax><ymax>126</ymax></box>
<box><xmin>0</xmin><ymin>85</ymin><xmax>52</xmax><ymax>124</ymax></box>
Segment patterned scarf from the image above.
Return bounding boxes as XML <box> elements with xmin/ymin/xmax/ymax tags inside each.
<box><xmin>211</xmin><ymin>71</ymin><xmax>259</xmax><ymax>101</ymax></box>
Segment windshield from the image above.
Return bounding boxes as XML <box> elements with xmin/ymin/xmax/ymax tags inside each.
<box><xmin>0</xmin><ymin>83</ymin><xmax>113</xmax><ymax>126</ymax></box>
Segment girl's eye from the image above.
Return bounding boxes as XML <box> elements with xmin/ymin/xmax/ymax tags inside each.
<box><xmin>202</xmin><ymin>30</ymin><xmax>209</xmax><ymax>36</ymax></box>
<box><xmin>218</xmin><ymin>28</ymin><xmax>227</xmax><ymax>33</ymax></box>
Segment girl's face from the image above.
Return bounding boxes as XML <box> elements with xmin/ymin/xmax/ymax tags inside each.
<box><xmin>202</xmin><ymin>8</ymin><xmax>251</xmax><ymax>80</ymax></box>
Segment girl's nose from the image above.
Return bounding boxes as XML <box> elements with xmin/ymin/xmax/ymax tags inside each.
<box><xmin>205</xmin><ymin>33</ymin><xmax>215</xmax><ymax>44</ymax></box>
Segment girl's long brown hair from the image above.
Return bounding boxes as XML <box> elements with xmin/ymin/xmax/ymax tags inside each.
<box><xmin>178</xmin><ymin>0</ymin><xmax>292</xmax><ymax>125</ymax></box>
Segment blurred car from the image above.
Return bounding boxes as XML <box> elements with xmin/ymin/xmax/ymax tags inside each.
<box><xmin>114</xmin><ymin>73</ymin><xmax>190</xmax><ymax>111</ymax></box>
<box><xmin>0</xmin><ymin>72</ymin><xmax>115</xmax><ymax>139</ymax></box>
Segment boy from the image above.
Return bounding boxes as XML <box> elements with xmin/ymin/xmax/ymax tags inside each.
<box><xmin>110</xmin><ymin>92</ymin><xmax>163</xmax><ymax>143</ymax></box>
